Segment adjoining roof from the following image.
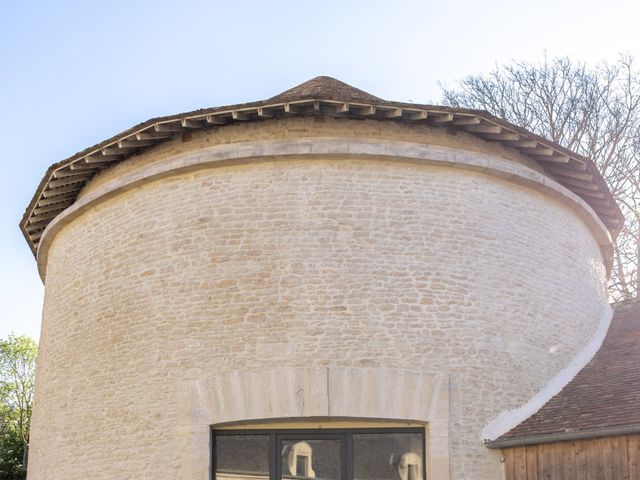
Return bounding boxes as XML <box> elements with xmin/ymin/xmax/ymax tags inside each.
<box><xmin>20</xmin><ymin>76</ymin><xmax>624</xmax><ymax>256</ymax></box>
<box><xmin>488</xmin><ymin>298</ymin><xmax>640</xmax><ymax>448</ymax></box>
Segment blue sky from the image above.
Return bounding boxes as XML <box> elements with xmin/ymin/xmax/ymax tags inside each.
<box><xmin>1</xmin><ymin>0</ymin><xmax>639</xmax><ymax>340</ymax></box>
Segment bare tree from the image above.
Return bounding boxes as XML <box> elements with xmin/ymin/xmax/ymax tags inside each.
<box><xmin>442</xmin><ymin>55</ymin><xmax>640</xmax><ymax>300</ymax></box>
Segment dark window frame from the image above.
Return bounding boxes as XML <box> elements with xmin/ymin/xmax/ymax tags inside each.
<box><xmin>211</xmin><ymin>427</ymin><xmax>426</xmax><ymax>480</ymax></box>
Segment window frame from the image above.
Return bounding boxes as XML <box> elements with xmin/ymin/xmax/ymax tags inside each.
<box><xmin>211</xmin><ymin>427</ymin><xmax>426</xmax><ymax>480</ymax></box>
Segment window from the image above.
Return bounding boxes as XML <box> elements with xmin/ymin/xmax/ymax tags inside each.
<box><xmin>213</xmin><ymin>428</ymin><xmax>425</xmax><ymax>480</ymax></box>
<box><xmin>296</xmin><ymin>455</ymin><xmax>309</xmax><ymax>477</ymax></box>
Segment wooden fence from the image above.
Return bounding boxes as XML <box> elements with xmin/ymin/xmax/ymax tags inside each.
<box><xmin>503</xmin><ymin>434</ymin><xmax>640</xmax><ymax>479</ymax></box>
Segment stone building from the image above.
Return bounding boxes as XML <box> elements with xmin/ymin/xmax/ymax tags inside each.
<box><xmin>20</xmin><ymin>77</ymin><xmax>639</xmax><ymax>479</ymax></box>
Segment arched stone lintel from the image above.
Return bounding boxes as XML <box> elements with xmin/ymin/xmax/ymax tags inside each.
<box><xmin>177</xmin><ymin>367</ymin><xmax>450</xmax><ymax>480</ymax></box>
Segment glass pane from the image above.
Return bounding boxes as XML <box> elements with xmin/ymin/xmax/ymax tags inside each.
<box><xmin>215</xmin><ymin>434</ymin><xmax>270</xmax><ymax>480</ymax></box>
<box><xmin>353</xmin><ymin>432</ymin><xmax>423</xmax><ymax>480</ymax></box>
<box><xmin>281</xmin><ymin>438</ymin><xmax>342</xmax><ymax>480</ymax></box>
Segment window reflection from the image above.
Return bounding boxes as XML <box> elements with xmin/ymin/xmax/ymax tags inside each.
<box><xmin>213</xmin><ymin>429</ymin><xmax>424</xmax><ymax>480</ymax></box>
<box><xmin>281</xmin><ymin>439</ymin><xmax>341</xmax><ymax>480</ymax></box>
<box><xmin>353</xmin><ymin>433</ymin><xmax>423</xmax><ymax>480</ymax></box>
<box><xmin>215</xmin><ymin>434</ymin><xmax>270</xmax><ymax>480</ymax></box>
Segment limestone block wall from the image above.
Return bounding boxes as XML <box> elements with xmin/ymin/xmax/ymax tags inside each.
<box><xmin>28</xmin><ymin>119</ymin><xmax>610</xmax><ymax>480</ymax></box>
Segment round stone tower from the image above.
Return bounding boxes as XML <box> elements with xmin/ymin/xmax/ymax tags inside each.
<box><xmin>22</xmin><ymin>77</ymin><xmax>622</xmax><ymax>480</ymax></box>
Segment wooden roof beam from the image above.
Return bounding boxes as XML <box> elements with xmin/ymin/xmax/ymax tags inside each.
<box><xmin>118</xmin><ymin>139</ymin><xmax>157</xmax><ymax>149</ymax></box>
<box><xmin>25</xmin><ymin>224</ymin><xmax>44</xmax><ymax>234</ymax></box>
<box><xmin>28</xmin><ymin>214</ymin><xmax>63</xmax><ymax>227</ymax></box>
<box><xmin>531</xmin><ymin>153</ymin><xmax>571</xmax><ymax>163</ymax></box>
<box><xmin>284</xmin><ymin>103</ymin><xmax>300</xmax><ymax>114</ymax></box>
<box><xmin>583</xmin><ymin>197</ymin><xmax>619</xmax><ymax>210</ymax></box>
<box><xmin>384</xmin><ymin>108</ymin><xmax>403</xmax><ymax>119</ymax></box>
<box><xmin>430</xmin><ymin>113</ymin><xmax>454</xmax><ymax>124</ymax></box>
<box><xmin>352</xmin><ymin>105</ymin><xmax>376</xmax><ymax>116</ymax></box>
<box><xmin>25</xmin><ymin>221</ymin><xmax>46</xmax><ymax>233</ymax></box>
<box><xmin>69</xmin><ymin>161</ymin><xmax>110</xmax><ymax>171</ymax></box>
<box><xmin>26</xmin><ymin>218</ymin><xmax>50</xmax><ymax>229</ymax></box>
<box><xmin>154</xmin><ymin>122</ymin><xmax>182</xmax><ymax>133</ymax></box>
<box><xmin>257</xmin><ymin>107</ymin><xmax>273</xmax><ymax>118</ymax></box>
<box><xmin>548</xmin><ymin>161</ymin><xmax>588</xmax><ymax>173</ymax></box>
<box><xmin>465</xmin><ymin>123</ymin><xmax>502</xmax><ymax>134</ymax></box>
<box><xmin>546</xmin><ymin>168</ymin><xmax>593</xmax><ymax>181</ymax></box>
<box><xmin>407</xmin><ymin>110</ymin><xmax>428</xmax><ymax>121</ymax></box>
<box><xmin>28</xmin><ymin>231</ymin><xmax>43</xmax><ymax>242</ymax></box>
<box><xmin>558</xmin><ymin>176</ymin><xmax>602</xmax><ymax>191</ymax></box>
<box><xmin>570</xmin><ymin>185</ymin><xmax>607</xmax><ymax>199</ymax></box>
<box><xmin>505</xmin><ymin>140</ymin><xmax>538</xmax><ymax>149</ymax></box>
<box><xmin>37</xmin><ymin>195</ymin><xmax>76</xmax><ymax>207</ymax></box>
<box><xmin>32</xmin><ymin>202</ymin><xmax>73</xmax><ymax>218</ymax></box>
<box><xmin>135</xmin><ymin>131</ymin><xmax>174</xmax><ymax>141</ymax></box>
<box><xmin>85</xmin><ymin>153</ymin><xmax>123</xmax><ymax>163</ymax></box>
<box><xmin>25</xmin><ymin>233</ymin><xmax>44</xmax><ymax>244</ymax></box>
<box><xmin>451</xmin><ymin>116</ymin><xmax>481</xmax><ymax>126</ymax></box>
<box><xmin>232</xmin><ymin>110</ymin><xmax>250</xmax><ymax>121</ymax></box>
<box><xmin>205</xmin><ymin>114</ymin><xmax>227</xmax><ymax>125</ymax></box>
<box><xmin>482</xmin><ymin>132</ymin><xmax>521</xmax><ymax>141</ymax></box>
<box><xmin>524</xmin><ymin>146</ymin><xmax>555</xmax><ymax>156</ymax></box>
<box><xmin>180</xmin><ymin>119</ymin><xmax>205</xmax><ymax>129</ymax></box>
<box><xmin>30</xmin><ymin>210</ymin><xmax>69</xmax><ymax>225</ymax></box>
<box><xmin>101</xmin><ymin>146</ymin><xmax>138</xmax><ymax>156</ymax></box>
<box><xmin>334</xmin><ymin>103</ymin><xmax>350</xmax><ymax>114</ymax></box>
<box><xmin>52</xmin><ymin>168</ymin><xmax>93</xmax><ymax>179</ymax></box>
<box><xmin>48</xmin><ymin>175</ymin><xmax>91</xmax><ymax>189</ymax></box>
<box><xmin>41</xmin><ymin>185</ymin><xmax>82</xmax><ymax>199</ymax></box>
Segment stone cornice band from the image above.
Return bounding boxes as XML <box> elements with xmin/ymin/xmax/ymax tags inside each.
<box><xmin>37</xmin><ymin>137</ymin><xmax>613</xmax><ymax>281</ymax></box>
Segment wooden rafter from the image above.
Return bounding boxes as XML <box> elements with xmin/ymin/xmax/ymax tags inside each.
<box><xmin>20</xmin><ymin>94</ymin><xmax>624</xmax><ymax>255</ymax></box>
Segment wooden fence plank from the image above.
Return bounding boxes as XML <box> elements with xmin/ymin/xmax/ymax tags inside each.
<box><xmin>526</xmin><ymin>445</ymin><xmax>538</xmax><ymax>480</ymax></box>
<box><xmin>575</xmin><ymin>439</ymin><xmax>588</xmax><ymax>480</ymax></box>
<box><xmin>611</xmin><ymin>435</ymin><xmax>629</xmax><ymax>480</ymax></box>
<box><xmin>514</xmin><ymin>446</ymin><xmax>527</xmax><ymax>480</ymax></box>
<box><xmin>538</xmin><ymin>442</ymin><xmax>555</xmax><ymax>479</ymax></box>
<box><xmin>560</xmin><ymin>441</ymin><xmax>577</xmax><ymax>480</ymax></box>
<box><xmin>551</xmin><ymin>441</ymin><xmax>562</xmax><ymax>480</ymax></box>
<box><xmin>628</xmin><ymin>434</ymin><xmax>640</xmax><ymax>480</ymax></box>
<box><xmin>504</xmin><ymin>448</ymin><xmax>516</xmax><ymax>480</ymax></box>
<box><xmin>504</xmin><ymin>435</ymin><xmax>640</xmax><ymax>480</ymax></box>
<box><xmin>585</xmin><ymin>438</ymin><xmax>600</xmax><ymax>480</ymax></box>
<box><xmin>600</xmin><ymin>436</ymin><xmax>614</xmax><ymax>480</ymax></box>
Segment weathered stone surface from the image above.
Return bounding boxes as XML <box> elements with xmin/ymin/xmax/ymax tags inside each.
<box><xmin>28</xmin><ymin>118</ymin><xmax>610</xmax><ymax>480</ymax></box>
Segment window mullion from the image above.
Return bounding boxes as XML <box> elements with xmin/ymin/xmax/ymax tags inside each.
<box><xmin>345</xmin><ymin>432</ymin><xmax>353</xmax><ymax>480</ymax></box>
<box><xmin>271</xmin><ymin>433</ymin><xmax>278</xmax><ymax>480</ymax></box>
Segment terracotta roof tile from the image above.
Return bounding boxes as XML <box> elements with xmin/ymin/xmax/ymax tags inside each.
<box><xmin>495</xmin><ymin>299</ymin><xmax>640</xmax><ymax>444</ymax></box>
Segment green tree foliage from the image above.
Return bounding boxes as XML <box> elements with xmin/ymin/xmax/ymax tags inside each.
<box><xmin>0</xmin><ymin>335</ymin><xmax>37</xmax><ymax>480</ymax></box>
<box><xmin>442</xmin><ymin>55</ymin><xmax>640</xmax><ymax>301</ymax></box>
<box><xmin>0</xmin><ymin>422</ymin><xmax>26</xmax><ymax>480</ymax></box>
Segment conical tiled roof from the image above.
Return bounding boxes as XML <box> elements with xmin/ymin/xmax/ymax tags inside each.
<box><xmin>269</xmin><ymin>76</ymin><xmax>382</xmax><ymax>103</ymax></box>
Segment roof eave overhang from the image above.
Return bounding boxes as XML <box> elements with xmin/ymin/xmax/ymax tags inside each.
<box><xmin>485</xmin><ymin>423</ymin><xmax>640</xmax><ymax>448</ymax></box>
<box><xmin>20</xmin><ymin>97</ymin><xmax>625</xmax><ymax>257</ymax></box>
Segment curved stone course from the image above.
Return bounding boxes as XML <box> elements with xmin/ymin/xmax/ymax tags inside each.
<box><xmin>28</xmin><ymin>120</ymin><xmax>610</xmax><ymax>480</ymax></box>
<box><xmin>37</xmin><ymin>137</ymin><xmax>612</xmax><ymax>279</ymax></box>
